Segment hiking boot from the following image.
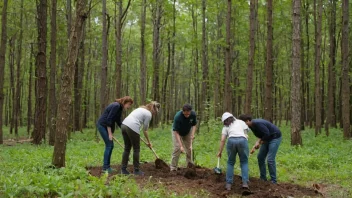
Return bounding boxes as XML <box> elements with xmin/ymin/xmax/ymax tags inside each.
<box><xmin>134</xmin><ymin>169</ymin><xmax>144</xmax><ymax>176</ymax></box>
<box><xmin>225</xmin><ymin>183</ymin><xmax>231</xmax><ymax>191</ymax></box>
<box><xmin>121</xmin><ymin>168</ymin><xmax>130</xmax><ymax>175</ymax></box>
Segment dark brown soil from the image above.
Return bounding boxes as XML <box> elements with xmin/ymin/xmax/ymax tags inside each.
<box><xmin>87</xmin><ymin>162</ymin><xmax>320</xmax><ymax>198</ymax></box>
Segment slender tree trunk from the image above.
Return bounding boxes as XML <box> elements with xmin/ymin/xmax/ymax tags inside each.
<box><xmin>325</xmin><ymin>0</ymin><xmax>337</xmax><ymax>136</ymax></box>
<box><xmin>9</xmin><ymin>37</ymin><xmax>15</xmax><ymax>135</ymax></box>
<box><xmin>115</xmin><ymin>0</ymin><xmax>123</xmax><ymax>98</ymax></box>
<box><xmin>32</xmin><ymin>0</ymin><xmax>48</xmax><ymax>144</ymax></box>
<box><xmin>245</xmin><ymin>0</ymin><xmax>257</xmax><ymax>114</ymax></box>
<box><xmin>49</xmin><ymin>0</ymin><xmax>57</xmax><ymax>145</ymax></box>
<box><xmin>224</xmin><ymin>0</ymin><xmax>232</xmax><ymax>112</ymax></box>
<box><xmin>314</xmin><ymin>0</ymin><xmax>322</xmax><ymax>135</ymax></box>
<box><xmin>14</xmin><ymin>0</ymin><xmax>24</xmax><ymax>137</ymax></box>
<box><xmin>0</xmin><ymin>0</ymin><xmax>8</xmax><ymax>144</ymax></box>
<box><xmin>100</xmin><ymin>0</ymin><xmax>108</xmax><ymax>113</ymax></box>
<box><xmin>201</xmin><ymin>0</ymin><xmax>209</xmax><ymax>122</ymax></box>
<box><xmin>52</xmin><ymin>0</ymin><xmax>87</xmax><ymax>168</ymax></box>
<box><xmin>140</xmin><ymin>0</ymin><xmax>146</xmax><ymax>105</ymax></box>
<box><xmin>291</xmin><ymin>0</ymin><xmax>302</xmax><ymax>146</ymax></box>
<box><xmin>341</xmin><ymin>0</ymin><xmax>350</xmax><ymax>139</ymax></box>
<box><xmin>67</xmin><ymin>0</ymin><xmax>72</xmax><ymax>38</ymax></box>
<box><xmin>152</xmin><ymin>0</ymin><xmax>162</xmax><ymax>102</ymax></box>
<box><xmin>264</xmin><ymin>0</ymin><xmax>273</xmax><ymax>122</ymax></box>
<box><xmin>27</xmin><ymin>44</ymin><xmax>34</xmax><ymax>135</ymax></box>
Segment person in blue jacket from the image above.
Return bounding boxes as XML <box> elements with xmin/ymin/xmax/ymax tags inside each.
<box><xmin>97</xmin><ymin>96</ymin><xmax>133</xmax><ymax>173</ymax></box>
<box><xmin>239</xmin><ymin>114</ymin><xmax>282</xmax><ymax>184</ymax></box>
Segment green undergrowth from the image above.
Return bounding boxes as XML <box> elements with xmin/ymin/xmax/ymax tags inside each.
<box><xmin>1</xmin><ymin>122</ymin><xmax>351</xmax><ymax>197</ymax></box>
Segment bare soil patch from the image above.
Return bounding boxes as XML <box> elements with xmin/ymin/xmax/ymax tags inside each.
<box><xmin>87</xmin><ymin>162</ymin><xmax>319</xmax><ymax>198</ymax></box>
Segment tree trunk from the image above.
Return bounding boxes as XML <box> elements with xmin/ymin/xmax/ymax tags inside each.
<box><xmin>67</xmin><ymin>0</ymin><xmax>72</xmax><ymax>38</ymax></box>
<box><xmin>341</xmin><ymin>0</ymin><xmax>350</xmax><ymax>139</ymax></box>
<box><xmin>32</xmin><ymin>0</ymin><xmax>48</xmax><ymax>144</ymax></box>
<box><xmin>9</xmin><ymin>37</ymin><xmax>15</xmax><ymax>135</ymax></box>
<box><xmin>52</xmin><ymin>0</ymin><xmax>87</xmax><ymax>168</ymax></box>
<box><xmin>223</xmin><ymin>0</ymin><xmax>232</xmax><ymax>112</ymax></box>
<box><xmin>314</xmin><ymin>0</ymin><xmax>322</xmax><ymax>135</ymax></box>
<box><xmin>100</xmin><ymin>0</ymin><xmax>109</xmax><ymax>113</ymax></box>
<box><xmin>201</xmin><ymin>0</ymin><xmax>209</xmax><ymax>122</ymax></box>
<box><xmin>325</xmin><ymin>0</ymin><xmax>337</xmax><ymax>136</ymax></box>
<box><xmin>49</xmin><ymin>0</ymin><xmax>57</xmax><ymax>145</ymax></box>
<box><xmin>115</xmin><ymin>0</ymin><xmax>123</xmax><ymax>98</ymax></box>
<box><xmin>244</xmin><ymin>0</ymin><xmax>257</xmax><ymax>114</ymax></box>
<box><xmin>152</xmin><ymin>0</ymin><xmax>162</xmax><ymax>102</ymax></box>
<box><xmin>0</xmin><ymin>0</ymin><xmax>8</xmax><ymax>144</ymax></box>
<box><xmin>291</xmin><ymin>0</ymin><xmax>302</xmax><ymax>146</ymax></box>
<box><xmin>264</xmin><ymin>0</ymin><xmax>273</xmax><ymax>122</ymax></box>
<box><xmin>140</xmin><ymin>0</ymin><xmax>147</xmax><ymax>105</ymax></box>
<box><xmin>27</xmin><ymin>44</ymin><xmax>34</xmax><ymax>135</ymax></box>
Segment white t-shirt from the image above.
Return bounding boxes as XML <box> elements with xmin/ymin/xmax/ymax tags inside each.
<box><xmin>122</xmin><ymin>108</ymin><xmax>152</xmax><ymax>134</ymax></box>
<box><xmin>221</xmin><ymin>119</ymin><xmax>249</xmax><ymax>139</ymax></box>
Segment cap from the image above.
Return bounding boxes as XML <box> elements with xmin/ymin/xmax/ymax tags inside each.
<box><xmin>221</xmin><ymin>112</ymin><xmax>234</xmax><ymax>122</ymax></box>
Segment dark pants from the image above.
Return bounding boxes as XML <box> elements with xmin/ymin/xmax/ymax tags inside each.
<box><xmin>121</xmin><ymin>124</ymin><xmax>140</xmax><ymax>170</ymax></box>
<box><xmin>97</xmin><ymin>124</ymin><xmax>114</xmax><ymax>170</ymax></box>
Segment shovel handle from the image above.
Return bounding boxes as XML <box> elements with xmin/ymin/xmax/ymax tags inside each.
<box><xmin>217</xmin><ymin>157</ymin><xmax>220</xmax><ymax>168</ymax></box>
<box><xmin>112</xmin><ymin>136</ymin><xmax>124</xmax><ymax>148</ymax></box>
<box><xmin>140</xmin><ymin>138</ymin><xmax>159</xmax><ymax>159</ymax></box>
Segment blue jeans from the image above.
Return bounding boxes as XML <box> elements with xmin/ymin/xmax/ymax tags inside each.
<box><xmin>226</xmin><ymin>137</ymin><xmax>249</xmax><ymax>185</ymax></box>
<box><xmin>257</xmin><ymin>136</ymin><xmax>282</xmax><ymax>183</ymax></box>
<box><xmin>97</xmin><ymin>124</ymin><xmax>114</xmax><ymax>170</ymax></box>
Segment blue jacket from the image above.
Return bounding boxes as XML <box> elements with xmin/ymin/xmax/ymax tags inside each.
<box><xmin>97</xmin><ymin>102</ymin><xmax>123</xmax><ymax>133</ymax></box>
<box><xmin>249</xmin><ymin>119</ymin><xmax>281</xmax><ymax>142</ymax></box>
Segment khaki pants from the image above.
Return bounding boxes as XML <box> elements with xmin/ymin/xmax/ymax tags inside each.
<box><xmin>170</xmin><ymin>130</ymin><xmax>193</xmax><ymax>170</ymax></box>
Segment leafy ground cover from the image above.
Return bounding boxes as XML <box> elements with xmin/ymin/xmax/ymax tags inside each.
<box><xmin>1</xmin><ymin>123</ymin><xmax>351</xmax><ymax>197</ymax></box>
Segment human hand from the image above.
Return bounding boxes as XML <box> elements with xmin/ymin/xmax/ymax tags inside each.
<box><xmin>180</xmin><ymin>146</ymin><xmax>185</xmax><ymax>153</ymax></box>
<box><xmin>250</xmin><ymin>147</ymin><xmax>256</xmax><ymax>154</ymax></box>
<box><xmin>191</xmin><ymin>134</ymin><xmax>195</xmax><ymax>140</ymax></box>
<box><xmin>217</xmin><ymin>151</ymin><xmax>222</xmax><ymax>158</ymax></box>
<box><xmin>109</xmin><ymin>134</ymin><xmax>113</xmax><ymax>141</ymax></box>
<box><xmin>147</xmin><ymin>142</ymin><xmax>153</xmax><ymax>149</ymax></box>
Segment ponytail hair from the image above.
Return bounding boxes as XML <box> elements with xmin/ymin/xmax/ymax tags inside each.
<box><xmin>141</xmin><ymin>101</ymin><xmax>161</xmax><ymax>115</ymax></box>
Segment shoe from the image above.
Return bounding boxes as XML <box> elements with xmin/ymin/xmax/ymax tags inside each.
<box><xmin>134</xmin><ymin>169</ymin><xmax>144</xmax><ymax>176</ymax></box>
<box><xmin>121</xmin><ymin>168</ymin><xmax>130</xmax><ymax>175</ymax></box>
<box><xmin>225</xmin><ymin>183</ymin><xmax>231</xmax><ymax>191</ymax></box>
<box><xmin>102</xmin><ymin>168</ymin><xmax>115</xmax><ymax>174</ymax></box>
<box><xmin>170</xmin><ymin>168</ymin><xmax>177</xmax><ymax>172</ymax></box>
<box><xmin>242</xmin><ymin>183</ymin><xmax>249</xmax><ymax>189</ymax></box>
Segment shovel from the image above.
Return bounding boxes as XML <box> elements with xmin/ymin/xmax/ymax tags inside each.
<box><xmin>112</xmin><ymin>136</ymin><xmax>124</xmax><ymax>149</ymax></box>
<box><xmin>213</xmin><ymin>157</ymin><xmax>222</xmax><ymax>174</ymax></box>
<box><xmin>140</xmin><ymin>138</ymin><xmax>169</xmax><ymax>169</ymax></box>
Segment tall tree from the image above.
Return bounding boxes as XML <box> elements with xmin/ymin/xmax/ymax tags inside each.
<box><xmin>224</xmin><ymin>0</ymin><xmax>232</xmax><ymax>112</ymax></box>
<box><xmin>314</xmin><ymin>0</ymin><xmax>323</xmax><ymax>135</ymax></box>
<box><xmin>32</xmin><ymin>0</ymin><xmax>48</xmax><ymax>144</ymax></box>
<box><xmin>52</xmin><ymin>0</ymin><xmax>87</xmax><ymax>168</ymax></box>
<box><xmin>325</xmin><ymin>0</ymin><xmax>337</xmax><ymax>135</ymax></box>
<box><xmin>201</xmin><ymin>0</ymin><xmax>209</xmax><ymax>122</ymax></box>
<box><xmin>264</xmin><ymin>0</ymin><xmax>273</xmax><ymax>122</ymax></box>
<box><xmin>14</xmin><ymin>0</ymin><xmax>24</xmax><ymax>137</ymax></box>
<box><xmin>291</xmin><ymin>0</ymin><xmax>302</xmax><ymax>145</ymax></box>
<box><xmin>341</xmin><ymin>0</ymin><xmax>350</xmax><ymax>139</ymax></box>
<box><xmin>140</xmin><ymin>0</ymin><xmax>147</xmax><ymax>105</ymax></box>
<box><xmin>49</xmin><ymin>0</ymin><xmax>58</xmax><ymax>145</ymax></box>
<box><xmin>244</xmin><ymin>0</ymin><xmax>257</xmax><ymax>114</ymax></box>
<box><xmin>0</xmin><ymin>0</ymin><xmax>9</xmax><ymax>144</ymax></box>
<box><xmin>100</xmin><ymin>0</ymin><xmax>109</xmax><ymax>113</ymax></box>
<box><xmin>152</xmin><ymin>0</ymin><xmax>162</xmax><ymax>102</ymax></box>
<box><xmin>27</xmin><ymin>44</ymin><xmax>34</xmax><ymax>135</ymax></box>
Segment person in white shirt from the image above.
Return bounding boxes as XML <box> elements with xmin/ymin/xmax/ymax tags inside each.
<box><xmin>217</xmin><ymin>112</ymin><xmax>250</xmax><ymax>191</ymax></box>
<box><xmin>120</xmin><ymin>101</ymin><xmax>160</xmax><ymax>175</ymax></box>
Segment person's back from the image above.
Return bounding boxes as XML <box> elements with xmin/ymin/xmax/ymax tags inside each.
<box><xmin>250</xmin><ymin>119</ymin><xmax>281</xmax><ymax>142</ymax></box>
<box><xmin>122</xmin><ymin>107</ymin><xmax>152</xmax><ymax>134</ymax></box>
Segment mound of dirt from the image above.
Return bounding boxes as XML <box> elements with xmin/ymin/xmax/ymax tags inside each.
<box><xmin>87</xmin><ymin>162</ymin><xmax>319</xmax><ymax>198</ymax></box>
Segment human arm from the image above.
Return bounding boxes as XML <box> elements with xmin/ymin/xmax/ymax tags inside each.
<box><xmin>107</xmin><ymin>126</ymin><xmax>113</xmax><ymax>141</ymax></box>
<box><xmin>217</xmin><ymin>135</ymin><xmax>227</xmax><ymax>158</ymax></box>
<box><xmin>143</xmin><ymin>130</ymin><xmax>152</xmax><ymax>148</ymax></box>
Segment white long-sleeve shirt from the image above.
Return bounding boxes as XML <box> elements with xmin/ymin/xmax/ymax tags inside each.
<box><xmin>122</xmin><ymin>108</ymin><xmax>152</xmax><ymax>134</ymax></box>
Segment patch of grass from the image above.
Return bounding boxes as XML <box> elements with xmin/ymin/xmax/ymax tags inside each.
<box><xmin>1</xmin><ymin>123</ymin><xmax>351</xmax><ymax>197</ymax></box>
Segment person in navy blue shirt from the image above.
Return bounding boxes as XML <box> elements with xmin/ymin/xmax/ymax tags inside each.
<box><xmin>97</xmin><ymin>96</ymin><xmax>133</xmax><ymax>173</ymax></box>
<box><xmin>239</xmin><ymin>114</ymin><xmax>282</xmax><ymax>184</ymax></box>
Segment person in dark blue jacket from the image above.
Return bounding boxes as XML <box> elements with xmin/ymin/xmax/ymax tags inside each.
<box><xmin>239</xmin><ymin>114</ymin><xmax>282</xmax><ymax>184</ymax></box>
<box><xmin>97</xmin><ymin>96</ymin><xmax>133</xmax><ymax>173</ymax></box>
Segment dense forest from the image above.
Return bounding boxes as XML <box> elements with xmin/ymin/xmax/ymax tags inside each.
<box><xmin>0</xmin><ymin>0</ymin><xmax>351</xmax><ymax>154</ymax></box>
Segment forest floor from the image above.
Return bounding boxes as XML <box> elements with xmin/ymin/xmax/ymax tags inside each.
<box><xmin>87</xmin><ymin>162</ymin><xmax>321</xmax><ymax>198</ymax></box>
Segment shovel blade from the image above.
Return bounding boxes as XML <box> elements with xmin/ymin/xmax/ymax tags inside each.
<box><xmin>213</xmin><ymin>167</ymin><xmax>222</xmax><ymax>174</ymax></box>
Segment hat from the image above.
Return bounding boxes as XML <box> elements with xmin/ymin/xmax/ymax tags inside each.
<box><xmin>221</xmin><ymin>112</ymin><xmax>234</xmax><ymax>122</ymax></box>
